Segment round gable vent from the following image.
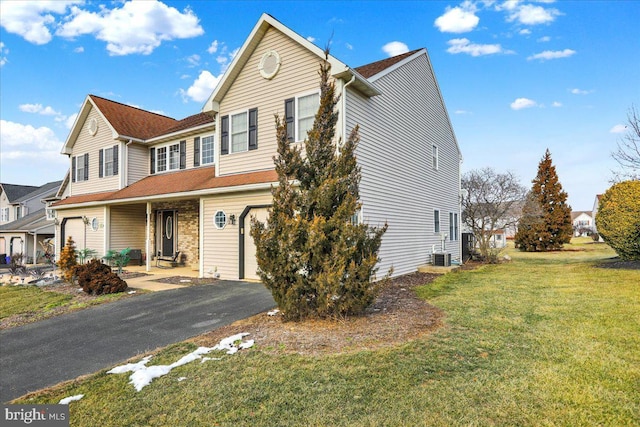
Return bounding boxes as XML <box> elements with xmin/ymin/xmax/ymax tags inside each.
<box><xmin>259</xmin><ymin>50</ymin><xmax>281</xmax><ymax>80</ymax></box>
<box><xmin>88</xmin><ymin>118</ymin><xmax>98</xmax><ymax>136</ymax></box>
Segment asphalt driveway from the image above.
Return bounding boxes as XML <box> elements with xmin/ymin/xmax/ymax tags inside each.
<box><xmin>0</xmin><ymin>280</ymin><xmax>275</xmax><ymax>402</ymax></box>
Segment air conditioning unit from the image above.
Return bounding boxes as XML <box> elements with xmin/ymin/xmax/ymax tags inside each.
<box><xmin>433</xmin><ymin>252</ymin><xmax>451</xmax><ymax>267</ymax></box>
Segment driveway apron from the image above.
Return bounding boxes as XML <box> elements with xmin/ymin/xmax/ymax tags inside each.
<box><xmin>0</xmin><ymin>280</ymin><xmax>275</xmax><ymax>402</ymax></box>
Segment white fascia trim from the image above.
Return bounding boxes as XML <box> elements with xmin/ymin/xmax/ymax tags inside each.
<box><xmin>54</xmin><ymin>182</ymin><xmax>277</xmax><ymax>210</ymax></box>
<box><xmin>144</xmin><ymin>122</ymin><xmax>216</xmax><ymax>144</ymax></box>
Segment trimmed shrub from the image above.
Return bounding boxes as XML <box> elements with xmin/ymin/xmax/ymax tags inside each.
<box><xmin>74</xmin><ymin>259</ymin><xmax>128</xmax><ymax>295</ymax></box>
<box><xmin>58</xmin><ymin>236</ymin><xmax>78</xmax><ymax>282</ymax></box>
<box><xmin>596</xmin><ymin>180</ymin><xmax>640</xmax><ymax>260</ymax></box>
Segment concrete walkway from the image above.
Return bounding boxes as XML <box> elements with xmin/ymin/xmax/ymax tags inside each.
<box><xmin>0</xmin><ymin>280</ymin><xmax>275</xmax><ymax>402</ymax></box>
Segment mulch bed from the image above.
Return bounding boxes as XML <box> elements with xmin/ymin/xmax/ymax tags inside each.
<box><xmin>191</xmin><ymin>272</ymin><xmax>445</xmax><ymax>357</ymax></box>
<box><xmin>597</xmin><ymin>258</ymin><xmax>640</xmax><ymax>270</ymax></box>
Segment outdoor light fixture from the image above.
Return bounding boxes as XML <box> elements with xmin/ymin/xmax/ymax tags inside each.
<box><xmin>82</xmin><ymin>215</ymin><xmax>89</xmax><ymax>224</ymax></box>
<box><xmin>229</xmin><ymin>214</ymin><xmax>236</xmax><ymax>225</ymax></box>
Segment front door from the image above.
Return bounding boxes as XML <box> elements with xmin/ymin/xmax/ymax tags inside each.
<box><xmin>157</xmin><ymin>210</ymin><xmax>176</xmax><ymax>257</ymax></box>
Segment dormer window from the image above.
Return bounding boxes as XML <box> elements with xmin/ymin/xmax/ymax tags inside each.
<box><xmin>150</xmin><ymin>141</ymin><xmax>186</xmax><ymax>174</ymax></box>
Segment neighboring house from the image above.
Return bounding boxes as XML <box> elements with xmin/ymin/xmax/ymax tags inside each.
<box><xmin>571</xmin><ymin>210</ymin><xmax>593</xmax><ymax>236</ymax></box>
<box><xmin>52</xmin><ymin>14</ymin><xmax>462</xmax><ymax>280</ymax></box>
<box><xmin>0</xmin><ymin>180</ymin><xmax>63</xmax><ymax>263</ymax></box>
<box><xmin>0</xmin><ymin>183</ymin><xmax>39</xmax><ymax>226</ymax></box>
<box><xmin>490</xmin><ymin>229</ymin><xmax>507</xmax><ymax>248</ymax></box>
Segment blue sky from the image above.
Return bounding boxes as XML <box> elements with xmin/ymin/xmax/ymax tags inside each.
<box><xmin>1</xmin><ymin>0</ymin><xmax>638</xmax><ymax>210</ymax></box>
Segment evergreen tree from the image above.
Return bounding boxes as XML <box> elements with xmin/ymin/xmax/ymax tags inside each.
<box><xmin>251</xmin><ymin>53</ymin><xmax>388</xmax><ymax>321</ymax></box>
<box><xmin>58</xmin><ymin>236</ymin><xmax>78</xmax><ymax>282</ymax></box>
<box><xmin>515</xmin><ymin>149</ymin><xmax>573</xmax><ymax>251</ymax></box>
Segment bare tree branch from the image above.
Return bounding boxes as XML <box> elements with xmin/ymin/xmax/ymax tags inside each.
<box><xmin>612</xmin><ymin>104</ymin><xmax>640</xmax><ymax>182</ymax></box>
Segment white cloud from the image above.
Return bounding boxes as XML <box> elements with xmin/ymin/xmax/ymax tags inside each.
<box><xmin>306</xmin><ymin>36</ymin><xmax>316</xmax><ymax>43</ymax></box>
<box><xmin>434</xmin><ymin>4</ymin><xmax>480</xmax><ymax>33</ymax></box>
<box><xmin>537</xmin><ymin>36</ymin><xmax>551</xmax><ymax>42</ymax></box>
<box><xmin>0</xmin><ymin>41</ymin><xmax>8</xmax><ymax>66</ymax></box>
<box><xmin>207</xmin><ymin>40</ymin><xmax>219</xmax><ymax>54</ymax></box>
<box><xmin>0</xmin><ymin>120</ymin><xmax>63</xmax><ymax>158</ymax></box>
<box><xmin>57</xmin><ymin>1</ymin><xmax>204</xmax><ymax>56</ymax></box>
<box><xmin>510</xmin><ymin>97</ymin><xmax>537</xmax><ymax>110</ymax></box>
<box><xmin>65</xmin><ymin>113</ymin><xmax>78</xmax><ymax>129</ymax></box>
<box><xmin>182</xmin><ymin>70</ymin><xmax>221</xmax><ymax>103</ymax></box>
<box><xmin>74</xmin><ymin>46</ymin><xmax>84</xmax><ymax>53</ymax></box>
<box><xmin>527</xmin><ymin>48</ymin><xmax>575</xmax><ymax>61</ymax></box>
<box><xmin>519</xmin><ymin>28</ymin><xmax>532</xmax><ymax>35</ymax></box>
<box><xmin>552</xmin><ymin>101</ymin><xmax>562</xmax><ymax>107</ymax></box>
<box><xmin>0</xmin><ymin>1</ymin><xmax>81</xmax><ymax>44</ymax></box>
<box><xmin>382</xmin><ymin>41</ymin><xmax>409</xmax><ymax>57</ymax></box>
<box><xmin>455</xmin><ymin>109</ymin><xmax>472</xmax><ymax>115</ymax></box>
<box><xmin>570</xmin><ymin>88</ymin><xmax>592</xmax><ymax>95</ymax></box>
<box><xmin>186</xmin><ymin>54</ymin><xmax>200</xmax><ymax>67</ymax></box>
<box><xmin>345</xmin><ymin>42</ymin><xmax>353</xmax><ymax>50</ymax></box>
<box><xmin>507</xmin><ymin>4</ymin><xmax>561</xmax><ymax>25</ymax></box>
<box><xmin>609</xmin><ymin>124</ymin><xmax>626</xmax><ymax>134</ymax></box>
<box><xmin>446</xmin><ymin>38</ymin><xmax>511</xmax><ymax>56</ymax></box>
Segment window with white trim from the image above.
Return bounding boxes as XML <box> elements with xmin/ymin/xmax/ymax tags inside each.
<box><xmin>449</xmin><ymin>212</ymin><xmax>459</xmax><ymax>241</ymax></box>
<box><xmin>214</xmin><ymin>211</ymin><xmax>227</xmax><ymax>229</ymax></box>
<box><xmin>285</xmin><ymin>92</ymin><xmax>320</xmax><ymax>142</ymax></box>
<box><xmin>434</xmin><ymin>209</ymin><xmax>440</xmax><ymax>233</ymax></box>
<box><xmin>169</xmin><ymin>144</ymin><xmax>180</xmax><ymax>170</ymax></box>
<box><xmin>432</xmin><ymin>145</ymin><xmax>439</xmax><ymax>170</ymax></box>
<box><xmin>46</xmin><ymin>208</ymin><xmax>55</xmax><ymax>220</ymax></box>
<box><xmin>157</xmin><ymin>147</ymin><xmax>167</xmax><ymax>172</ymax></box>
<box><xmin>231</xmin><ymin>111</ymin><xmax>248</xmax><ymax>153</ymax></box>
<box><xmin>201</xmin><ymin>135</ymin><xmax>214</xmax><ymax>164</ymax></box>
<box><xmin>1</xmin><ymin>208</ymin><xmax>9</xmax><ymax>222</ymax></box>
<box><xmin>73</xmin><ymin>153</ymin><xmax>89</xmax><ymax>182</ymax></box>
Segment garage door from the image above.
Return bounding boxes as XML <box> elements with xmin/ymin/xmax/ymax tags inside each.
<box><xmin>244</xmin><ymin>208</ymin><xmax>270</xmax><ymax>281</ymax></box>
<box><xmin>63</xmin><ymin>219</ymin><xmax>86</xmax><ymax>251</ymax></box>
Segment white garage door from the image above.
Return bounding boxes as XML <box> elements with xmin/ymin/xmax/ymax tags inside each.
<box><xmin>63</xmin><ymin>219</ymin><xmax>86</xmax><ymax>251</ymax></box>
<box><xmin>244</xmin><ymin>208</ymin><xmax>270</xmax><ymax>281</ymax></box>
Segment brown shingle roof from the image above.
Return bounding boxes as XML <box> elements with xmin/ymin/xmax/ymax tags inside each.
<box><xmin>161</xmin><ymin>112</ymin><xmax>216</xmax><ymax>135</ymax></box>
<box><xmin>89</xmin><ymin>95</ymin><xmax>178</xmax><ymax>140</ymax></box>
<box><xmin>355</xmin><ymin>49</ymin><xmax>423</xmax><ymax>78</ymax></box>
<box><xmin>53</xmin><ymin>168</ymin><xmax>278</xmax><ymax>207</ymax></box>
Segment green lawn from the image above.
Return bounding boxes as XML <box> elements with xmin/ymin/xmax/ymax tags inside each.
<box><xmin>0</xmin><ymin>283</ymin><xmax>134</xmax><ymax>328</ymax></box>
<box><xmin>15</xmin><ymin>240</ymin><xmax>640</xmax><ymax>426</ymax></box>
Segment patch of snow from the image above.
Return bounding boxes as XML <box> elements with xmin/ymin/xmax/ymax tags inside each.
<box><xmin>59</xmin><ymin>394</ymin><xmax>84</xmax><ymax>404</ymax></box>
<box><xmin>127</xmin><ymin>290</ymin><xmax>137</xmax><ymax>294</ymax></box>
<box><xmin>179</xmin><ymin>279</ymin><xmax>192</xmax><ymax>283</ymax></box>
<box><xmin>108</xmin><ymin>334</ymin><xmax>253</xmax><ymax>391</ymax></box>
<box><xmin>201</xmin><ymin>357</ymin><xmax>222</xmax><ymax>363</ymax></box>
<box><xmin>177</xmin><ymin>377</ymin><xmax>187</xmax><ymax>382</ymax></box>
<box><xmin>267</xmin><ymin>309</ymin><xmax>280</xmax><ymax>316</ymax></box>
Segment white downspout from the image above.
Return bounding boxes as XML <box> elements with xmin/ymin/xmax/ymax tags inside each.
<box><xmin>341</xmin><ymin>75</ymin><xmax>356</xmax><ymax>148</ymax></box>
<box><xmin>145</xmin><ymin>202</ymin><xmax>151</xmax><ymax>272</ymax></box>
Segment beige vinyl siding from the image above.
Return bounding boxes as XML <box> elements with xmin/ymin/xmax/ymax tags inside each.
<box><xmin>201</xmin><ymin>190</ymin><xmax>272</xmax><ymax>280</ymax></box>
<box><xmin>346</xmin><ymin>52</ymin><xmax>461</xmax><ymax>277</ymax></box>
<box><xmin>127</xmin><ymin>144</ymin><xmax>148</xmax><ymax>185</ymax></box>
<box><xmin>71</xmin><ymin>108</ymin><xmax>121</xmax><ymax>196</ymax></box>
<box><xmin>56</xmin><ymin>206</ymin><xmax>105</xmax><ymax>256</ymax></box>
<box><xmin>218</xmin><ymin>27</ymin><xmax>321</xmax><ymax>176</ymax></box>
<box><xmin>109</xmin><ymin>204</ymin><xmax>146</xmax><ymax>254</ymax></box>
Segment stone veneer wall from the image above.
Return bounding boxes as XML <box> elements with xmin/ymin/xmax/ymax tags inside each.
<box><xmin>152</xmin><ymin>200</ymin><xmax>199</xmax><ymax>267</ymax></box>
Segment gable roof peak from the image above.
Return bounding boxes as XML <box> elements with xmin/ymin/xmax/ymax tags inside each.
<box><xmin>355</xmin><ymin>48</ymin><xmax>425</xmax><ymax>79</ymax></box>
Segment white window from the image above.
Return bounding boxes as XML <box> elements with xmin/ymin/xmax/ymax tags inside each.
<box><xmin>1</xmin><ymin>208</ymin><xmax>8</xmax><ymax>222</ymax></box>
<box><xmin>214</xmin><ymin>211</ymin><xmax>227</xmax><ymax>229</ymax></box>
<box><xmin>434</xmin><ymin>210</ymin><xmax>440</xmax><ymax>233</ymax></box>
<box><xmin>202</xmin><ymin>136</ymin><xmax>214</xmax><ymax>164</ymax></box>
<box><xmin>169</xmin><ymin>144</ymin><xmax>180</xmax><ymax>170</ymax></box>
<box><xmin>231</xmin><ymin>112</ymin><xmax>248</xmax><ymax>153</ymax></box>
<box><xmin>46</xmin><ymin>208</ymin><xmax>55</xmax><ymax>220</ymax></box>
<box><xmin>432</xmin><ymin>145</ymin><xmax>439</xmax><ymax>170</ymax></box>
<box><xmin>91</xmin><ymin>217</ymin><xmax>99</xmax><ymax>232</ymax></box>
<box><xmin>449</xmin><ymin>212</ymin><xmax>459</xmax><ymax>241</ymax></box>
<box><xmin>155</xmin><ymin>143</ymin><xmax>181</xmax><ymax>172</ymax></box>
<box><xmin>76</xmin><ymin>154</ymin><xmax>87</xmax><ymax>181</ymax></box>
<box><xmin>104</xmin><ymin>147</ymin><xmax>115</xmax><ymax>176</ymax></box>
<box><xmin>157</xmin><ymin>147</ymin><xmax>167</xmax><ymax>172</ymax></box>
<box><xmin>297</xmin><ymin>93</ymin><xmax>319</xmax><ymax>141</ymax></box>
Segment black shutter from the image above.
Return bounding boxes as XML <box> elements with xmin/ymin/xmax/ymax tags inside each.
<box><xmin>248</xmin><ymin>108</ymin><xmax>258</xmax><ymax>151</ymax></box>
<box><xmin>84</xmin><ymin>153</ymin><xmax>89</xmax><ymax>181</ymax></box>
<box><xmin>99</xmin><ymin>149</ymin><xmax>104</xmax><ymax>178</ymax></box>
<box><xmin>150</xmin><ymin>147</ymin><xmax>156</xmax><ymax>174</ymax></box>
<box><xmin>113</xmin><ymin>145</ymin><xmax>119</xmax><ymax>175</ymax></box>
<box><xmin>285</xmin><ymin>98</ymin><xmax>295</xmax><ymax>142</ymax></box>
<box><xmin>194</xmin><ymin>137</ymin><xmax>200</xmax><ymax>167</ymax></box>
<box><xmin>220</xmin><ymin>115</ymin><xmax>229</xmax><ymax>155</ymax></box>
<box><xmin>179</xmin><ymin>140</ymin><xmax>186</xmax><ymax>169</ymax></box>
<box><xmin>71</xmin><ymin>156</ymin><xmax>76</xmax><ymax>183</ymax></box>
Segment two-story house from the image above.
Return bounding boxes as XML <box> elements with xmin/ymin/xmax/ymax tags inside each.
<box><xmin>52</xmin><ymin>14</ymin><xmax>462</xmax><ymax>280</ymax></box>
<box><xmin>0</xmin><ymin>181</ymin><xmax>62</xmax><ymax>263</ymax></box>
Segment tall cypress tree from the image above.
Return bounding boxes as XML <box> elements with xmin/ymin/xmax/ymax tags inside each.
<box><xmin>251</xmin><ymin>53</ymin><xmax>388</xmax><ymax>321</ymax></box>
<box><xmin>515</xmin><ymin>149</ymin><xmax>573</xmax><ymax>251</ymax></box>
